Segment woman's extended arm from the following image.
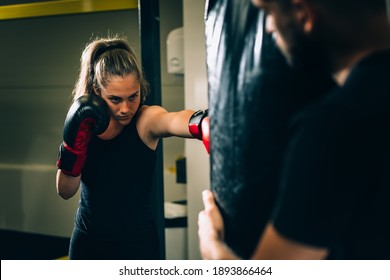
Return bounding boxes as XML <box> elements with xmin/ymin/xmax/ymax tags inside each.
<box><xmin>139</xmin><ymin>105</ymin><xmax>195</xmax><ymax>138</ymax></box>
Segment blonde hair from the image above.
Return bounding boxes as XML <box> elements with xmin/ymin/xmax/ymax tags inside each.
<box><xmin>72</xmin><ymin>35</ymin><xmax>149</xmax><ymax>103</ymax></box>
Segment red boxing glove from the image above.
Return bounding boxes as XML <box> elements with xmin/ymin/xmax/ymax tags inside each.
<box><xmin>57</xmin><ymin>95</ymin><xmax>110</xmax><ymax>176</ymax></box>
<box><xmin>189</xmin><ymin>109</ymin><xmax>210</xmax><ymax>154</ymax></box>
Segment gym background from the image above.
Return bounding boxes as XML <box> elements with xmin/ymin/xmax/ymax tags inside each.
<box><xmin>1</xmin><ymin>0</ymin><xmax>390</xmax><ymax>261</ymax></box>
<box><xmin>0</xmin><ymin>0</ymin><xmax>209</xmax><ymax>260</ymax></box>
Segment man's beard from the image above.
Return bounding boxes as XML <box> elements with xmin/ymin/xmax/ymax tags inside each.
<box><xmin>287</xmin><ymin>35</ymin><xmax>331</xmax><ymax>78</ymax></box>
<box><xmin>279</xmin><ymin>34</ymin><xmax>337</xmax><ymax>99</ymax></box>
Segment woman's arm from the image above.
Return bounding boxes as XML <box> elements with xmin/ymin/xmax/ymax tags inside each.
<box><xmin>138</xmin><ymin>105</ymin><xmax>195</xmax><ymax>139</ymax></box>
<box><xmin>56</xmin><ymin>169</ymin><xmax>81</xmax><ymax>200</ymax></box>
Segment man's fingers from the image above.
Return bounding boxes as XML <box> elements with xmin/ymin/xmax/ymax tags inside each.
<box><xmin>202</xmin><ymin>189</ymin><xmax>215</xmax><ymax>211</ymax></box>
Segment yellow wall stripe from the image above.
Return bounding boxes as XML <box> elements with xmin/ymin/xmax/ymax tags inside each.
<box><xmin>56</xmin><ymin>255</ymin><xmax>69</xmax><ymax>260</ymax></box>
<box><xmin>0</xmin><ymin>0</ymin><xmax>138</xmax><ymax>20</ymax></box>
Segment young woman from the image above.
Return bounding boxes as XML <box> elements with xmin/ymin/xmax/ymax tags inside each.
<box><xmin>56</xmin><ymin>36</ymin><xmax>208</xmax><ymax>259</ymax></box>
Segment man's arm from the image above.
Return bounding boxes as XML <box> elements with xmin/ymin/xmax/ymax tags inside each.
<box><xmin>198</xmin><ymin>189</ymin><xmax>328</xmax><ymax>260</ymax></box>
<box><xmin>198</xmin><ymin>190</ymin><xmax>240</xmax><ymax>260</ymax></box>
<box><xmin>251</xmin><ymin>224</ymin><xmax>328</xmax><ymax>260</ymax></box>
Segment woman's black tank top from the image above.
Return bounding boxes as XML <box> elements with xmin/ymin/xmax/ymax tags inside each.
<box><xmin>75</xmin><ymin>114</ymin><xmax>157</xmax><ymax>241</ymax></box>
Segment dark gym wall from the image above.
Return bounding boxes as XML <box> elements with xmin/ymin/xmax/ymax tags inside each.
<box><xmin>0</xmin><ymin>10</ymin><xmax>140</xmax><ymax>237</ymax></box>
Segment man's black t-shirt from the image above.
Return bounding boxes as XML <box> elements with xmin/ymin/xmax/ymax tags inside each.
<box><xmin>273</xmin><ymin>50</ymin><xmax>390</xmax><ymax>259</ymax></box>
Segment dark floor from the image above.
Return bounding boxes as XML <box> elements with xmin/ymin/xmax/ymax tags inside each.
<box><xmin>0</xmin><ymin>229</ymin><xmax>70</xmax><ymax>260</ymax></box>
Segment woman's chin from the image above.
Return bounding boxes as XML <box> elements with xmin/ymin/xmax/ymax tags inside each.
<box><xmin>117</xmin><ymin>117</ymin><xmax>131</xmax><ymax>126</ymax></box>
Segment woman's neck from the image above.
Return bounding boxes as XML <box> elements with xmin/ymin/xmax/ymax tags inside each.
<box><xmin>97</xmin><ymin>118</ymin><xmax>125</xmax><ymax>140</ymax></box>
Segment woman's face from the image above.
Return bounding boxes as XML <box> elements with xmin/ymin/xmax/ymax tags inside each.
<box><xmin>97</xmin><ymin>74</ymin><xmax>141</xmax><ymax>127</ymax></box>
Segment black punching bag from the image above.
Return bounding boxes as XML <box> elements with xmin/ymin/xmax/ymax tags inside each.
<box><xmin>205</xmin><ymin>0</ymin><xmax>334</xmax><ymax>258</ymax></box>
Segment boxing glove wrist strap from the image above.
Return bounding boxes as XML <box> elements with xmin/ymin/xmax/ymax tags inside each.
<box><xmin>56</xmin><ymin>142</ymin><xmax>86</xmax><ymax>177</ymax></box>
<box><xmin>189</xmin><ymin>109</ymin><xmax>208</xmax><ymax>139</ymax></box>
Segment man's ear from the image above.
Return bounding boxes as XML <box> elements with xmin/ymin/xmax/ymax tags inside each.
<box><xmin>291</xmin><ymin>0</ymin><xmax>315</xmax><ymax>34</ymax></box>
<box><xmin>93</xmin><ymin>84</ymin><xmax>100</xmax><ymax>96</ymax></box>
